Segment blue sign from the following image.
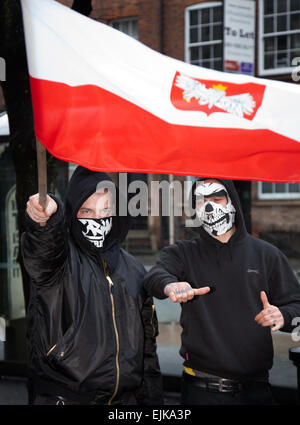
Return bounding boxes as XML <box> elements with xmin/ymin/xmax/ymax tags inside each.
<box><xmin>241</xmin><ymin>62</ymin><xmax>253</xmax><ymax>75</ymax></box>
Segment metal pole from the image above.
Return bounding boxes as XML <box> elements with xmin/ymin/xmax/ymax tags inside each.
<box><xmin>35</xmin><ymin>138</ymin><xmax>47</xmax><ymax>226</ymax></box>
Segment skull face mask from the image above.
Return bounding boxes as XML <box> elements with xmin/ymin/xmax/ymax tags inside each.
<box><xmin>194</xmin><ymin>181</ymin><xmax>236</xmax><ymax>236</ymax></box>
<box><xmin>77</xmin><ymin>217</ymin><xmax>112</xmax><ymax>248</ymax></box>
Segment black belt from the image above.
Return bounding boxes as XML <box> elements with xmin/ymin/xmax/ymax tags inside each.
<box><xmin>184</xmin><ymin>367</ymin><xmax>242</xmax><ymax>393</ymax></box>
<box><xmin>190</xmin><ymin>376</ymin><xmax>243</xmax><ymax>393</ymax></box>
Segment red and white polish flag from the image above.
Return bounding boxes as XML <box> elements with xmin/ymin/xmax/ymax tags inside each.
<box><xmin>21</xmin><ymin>0</ymin><xmax>300</xmax><ymax>182</ymax></box>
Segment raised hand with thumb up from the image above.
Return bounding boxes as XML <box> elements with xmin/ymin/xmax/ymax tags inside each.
<box><xmin>254</xmin><ymin>291</ymin><xmax>284</xmax><ymax>332</ymax></box>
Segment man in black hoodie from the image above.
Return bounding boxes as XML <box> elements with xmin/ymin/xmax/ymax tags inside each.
<box><xmin>22</xmin><ymin>166</ymin><xmax>163</xmax><ymax>405</ymax></box>
<box><xmin>143</xmin><ymin>178</ymin><xmax>300</xmax><ymax>405</ymax></box>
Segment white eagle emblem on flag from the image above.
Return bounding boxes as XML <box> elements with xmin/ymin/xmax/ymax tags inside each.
<box><xmin>175</xmin><ymin>73</ymin><xmax>256</xmax><ymax>118</ymax></box>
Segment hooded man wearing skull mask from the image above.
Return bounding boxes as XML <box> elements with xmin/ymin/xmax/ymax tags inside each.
<box><xmin>22</xmin><ymin>166</ymin><xmax>163</xmax><ymax>405</ymax></box>
<box><xmin>143</xmin><ymin>178</ymin><xmax>300</xmax><ymax>405</ymax></box>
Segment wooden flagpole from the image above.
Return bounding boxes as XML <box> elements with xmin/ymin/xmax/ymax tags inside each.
<box><xmin>36</xmin><ymin>138</ymin><xmax>47</xmax><ymax>226</ymax></box>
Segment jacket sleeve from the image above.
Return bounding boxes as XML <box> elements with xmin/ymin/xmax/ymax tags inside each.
<box><xmin>268</xmin><ymin>249</ymin><xmax>300</xmax><ymax>333</ymax></box>
<box><xmin>21</xmin><ymin>195</ymin><xmax>67</xmax><ymax>287</ymax></box>
<box><xmin>136</xmin><ymin>289</ymin><xmax>164</xmax><ymax>405</ymax></box>
<box><xmin>143</xmin><ymin>243</ymin><xmax>186</xmax><ymax>299</ymax></box>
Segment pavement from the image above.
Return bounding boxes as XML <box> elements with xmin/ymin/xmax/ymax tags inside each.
<box><xmin>0</xmin><ymin>377</ymin><xmax>28</xmax><ymax>405</ymax></box>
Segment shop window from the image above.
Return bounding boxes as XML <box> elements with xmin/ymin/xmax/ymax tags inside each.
<box><xmin>185</xmin><ymin>2</ymin><xmax>223</xmax><ymax>70</ymax></box>
<box><xmin>259</xmin><ymin>0</ymin><xmax>300</xmax><ymax>75</ymax></box>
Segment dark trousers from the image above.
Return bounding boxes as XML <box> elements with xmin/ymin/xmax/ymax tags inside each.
<box><xmin>181</xmin><ymin>372</ymin><xmax>275</xmax><ymax>405</ymax></box>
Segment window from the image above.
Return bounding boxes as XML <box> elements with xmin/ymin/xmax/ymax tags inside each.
<box><xmin>259</xmin><ymin>0</ymin><xmax>300</xmax><ymax>75</ymax></box>
<box><xmin>258</xmin><ymin>182</ymin><xmax>300</xmax><ymax>199</ymax></box>
<box><xmin>109</xmin><ymin>17</ymin><xmax>138</xmax><ymax>40</ymax></box>
<box><xmin>185</xmin><ymin>2</ymin><xmax>223</xmax><ymax>70</ymax></box>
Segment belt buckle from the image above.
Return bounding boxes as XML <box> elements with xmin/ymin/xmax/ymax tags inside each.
<box><xmin>218</xmin><ymin>378</ymin><xmax>234</xmax><ymax>393</ymax></box>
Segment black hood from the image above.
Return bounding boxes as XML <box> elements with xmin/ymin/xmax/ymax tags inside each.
<box><xmin>65</xmin><ymin>166</ymin><xmax>131</xmax><ymax>269</ymax></box>
<box><xmin>190</xmin><ymin>178</ymin><xmax>247</xmax><ymax>242</ymax></box>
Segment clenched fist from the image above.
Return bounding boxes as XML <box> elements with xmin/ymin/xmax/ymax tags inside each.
<box><xmin>26</xmin><ymin>194</ymin><xmax>57</xmax><ymax>224</ymax></box>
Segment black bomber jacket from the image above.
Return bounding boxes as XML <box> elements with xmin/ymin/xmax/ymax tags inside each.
<box><xmin>21</xmin><ymin>167</ymin><xmax>163</xmax><ymax>405</ymax></box>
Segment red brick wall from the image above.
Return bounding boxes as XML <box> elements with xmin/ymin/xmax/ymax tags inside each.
<box><xmin>92</xmin><ymin>0</ymin><xmax>139</xmax><ymax>23</ymax></box>
<box><xmin>91</xmin><ymin>0</ymin><xmax>211</xmax><ymax>56</ymax></box>
<box><xmin>252</xmin><ymin>204</ymin><xmax>300</xmax><ymax>234</ymax></box>
<box><xmin>251</xmin><ymin>183</ymin><xmax>300</xmax><ymax>236</ymax></box>
<box><xmin>138</xmin><ymin>1</ymin><xmax>163</xmax><ymax>52</ymax></box>
<box><xmin>57</xmin><ymin>0</ymin><xmax>73</xmax><ymax>7</ymax></box>
<box><xmin>92</xmin><ymin>0</ymin><xmax>161</xmax><ymax>51</ymax></box>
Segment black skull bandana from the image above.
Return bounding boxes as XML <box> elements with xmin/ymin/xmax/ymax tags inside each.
<box><xmin>77</xmin><ymin>217</ymin><xmax>113</xmax><ymax>248</ymax></box>
<box><xmin>194</xmin><ymin>181</ymin><xmax>236</xmax><ymax>236</ymax></box>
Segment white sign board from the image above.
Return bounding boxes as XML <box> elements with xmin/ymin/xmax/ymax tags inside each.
<box><xmin>0</xmin><ymin>112</ymin><xmax>10</xmax><ymax>136</ymax></box>
<box><xmin>224</xmin><ymin>0</ymin><xmax>256</xmax><ymax>75</ymax></box>
<box><xmin>0</xmin><ymin>317</ymin><xmax>5</xmax><ymax>342</ymax></box>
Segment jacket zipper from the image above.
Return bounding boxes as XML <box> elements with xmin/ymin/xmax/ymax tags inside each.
<box><xmin>102</xmin><ymin>260</ymin><xmax>120</xmax><ymax>405</ymax></box>
<box><xmin>46</xmin><ymin>344</ymin><xmax>57</xmax><ymax>357</ymax></box>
